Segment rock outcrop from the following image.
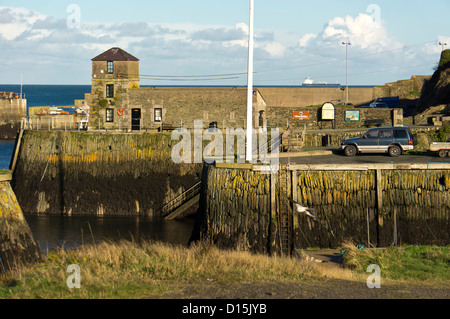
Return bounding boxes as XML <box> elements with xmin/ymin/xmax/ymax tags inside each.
<box><xmin>414</xmin><ymin>49</ymin><xmax>450</xmax><ymax>115</ymax></box>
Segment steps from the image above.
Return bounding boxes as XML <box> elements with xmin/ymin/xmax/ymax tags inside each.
<box><xmin>159</xmin><ymin>181</ymin><xmax>201</xmax><ymax>219</ymax></box>
<box><xmin>164</xmin><ymin>194</ymin><xmax>200</xmax><ymax>220</ymax></box>
<box><xmin>282</xmin><ymin>131</ymin><xmax>304</xmax><ymax>152</ymax></box>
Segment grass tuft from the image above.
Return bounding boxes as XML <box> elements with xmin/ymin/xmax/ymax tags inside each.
<box><xmin>340</xmin><ymin>241</ymin><xmax>450</xmax><ymax>282</ymax></box>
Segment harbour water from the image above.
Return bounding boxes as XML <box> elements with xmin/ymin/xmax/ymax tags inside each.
<box><xmin>0</xmin><ymin>140</ymin><xmax>15</xmax><ymax>170</ymax></box>
<box><xmin>24</xmin><ymin>214</ymin><xmax>195</xmax><ymax>252</ymax></box>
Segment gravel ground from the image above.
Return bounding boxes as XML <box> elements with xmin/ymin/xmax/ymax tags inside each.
<box><xmin>141</xmin><ymin>280</ymin><xmax>448</xmax><ymax>318</ymax></box>
<box><xmin>153</xmin><ymin>278</ymin><xmax>449</xmax><ymax>299</ymax></box>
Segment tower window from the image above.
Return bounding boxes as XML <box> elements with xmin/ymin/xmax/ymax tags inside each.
<box><xmin>154</xmin><ymin>108</ymin><xmax>162</xmax><ymax>122</ymax></box>
<box><xmin>106</xmin><ymin>84</ymin><xmax>114</xmax><ymax>98</ymax></box>
<box><xmin>106</xmin><ymin>108</ymin><xmax>114</xmax><ymax>122</ymax></box>
<box><xmin>107</xmin><ymin>61</ymin><xmax>114</xmax><ymax>74</ymax></box>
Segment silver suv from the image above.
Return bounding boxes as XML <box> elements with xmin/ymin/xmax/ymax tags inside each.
<box><xmin>339</xmin><ymin>126</ymin><xmax>417</xmax><ymax>157</ymax></box>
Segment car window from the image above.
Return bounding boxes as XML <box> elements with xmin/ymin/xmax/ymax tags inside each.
<box><xmin>379</xmin><ymin>129</ymin><xmax>393</xmax><ymax>138</ymax></box>
<box><xmin>365</xmin><ymin>130</ymin><xmax>380</xmax><ymax>138</ymax></box>
<box><xmin>394</xmin><ymin>130</ymin><xmax>407</xmax><ymax>138</ymax></box>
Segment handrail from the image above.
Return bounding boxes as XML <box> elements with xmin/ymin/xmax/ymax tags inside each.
<box><xmin>158</xmin><ymin>181</ymin><xmax>201</xmax><ymax>216</ymax></box>
<box><xmin>249</xmin><ymin>128</ymin><xmax>283</xmax><ymax>156</ymax></box>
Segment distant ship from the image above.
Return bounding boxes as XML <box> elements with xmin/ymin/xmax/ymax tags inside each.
<box><xmin>302</xmin><ymin>77</ymin><xmax>341</xmax><ymax>87</ymax></box>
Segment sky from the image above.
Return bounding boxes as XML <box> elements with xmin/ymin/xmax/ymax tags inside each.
<box><xmin>0</xmin><ymin>0</ymin><xmax>449</xmax><ymax>86</ymax></box>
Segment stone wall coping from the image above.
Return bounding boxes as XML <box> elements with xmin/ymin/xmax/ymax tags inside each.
<box><xmin>283</xmin><ymin>163</ymin><xmax>450</xmax><ymax>171</ymax></box>
<box><xmin>215</xmin><ymin>163</ymin><xmax>254</xmax><ymax>170</ymax></box>
<box><xmin>0</xmin><ymin>172</ymin><xmax>12</xmax><ymax>181</ymax></box>
<box><xmin>215</xmin><ymin>162</ymin><xmax>450</xmax><ymax>171</ymax></box>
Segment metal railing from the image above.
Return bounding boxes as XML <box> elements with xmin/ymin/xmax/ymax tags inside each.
<box><xmin>20</xmin><ymin>116</ymin><xmax>89</xmax><ymax>131</ymax></box>
<box><xmin>158</xmin><ymin>181</ymin><xmax>201</xmax><ymax>217</ymax></box>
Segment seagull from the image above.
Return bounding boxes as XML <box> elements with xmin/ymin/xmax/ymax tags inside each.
<box><xmin>289</xmin><ymin>199</ymin><xmax>317</xmax><ymax>220</ymax></box>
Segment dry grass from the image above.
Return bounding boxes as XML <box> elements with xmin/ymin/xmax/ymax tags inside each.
<box><xmin>1</xmin><ymin>240</ymin><xmax>347</xmax><ymax>299</ymax></box>
<box><xmin>3</xmin><ymin>240</ymin><xmax>445</xmax><ymax>298</ymax></box>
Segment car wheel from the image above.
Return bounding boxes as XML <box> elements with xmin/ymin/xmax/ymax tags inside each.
<box><xmin>344</xmin><ymin>145</ymin><xmax>357</xmax><ymax>157</ymax></box>
<box><xmin>388</xmin><ymin>145</ymin><xmax>402</xmax><ymax>157</ymax></box>
<box><xmin>438</xmin><ymin>149</ymin><xmax>448</xmax><ymax>158</ymax></box>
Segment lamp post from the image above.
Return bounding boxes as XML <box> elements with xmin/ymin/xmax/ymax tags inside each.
<box><xmin>246</xmin><ymin>0</ymin><xmax>254</xmax><ymax>162</ymax></box>
<box><xmin>439</xmin><ymin>41</ymin><xmax>447</xmax><ymax>52</ymax></box>
<box><xmin>342</xmin><ymin>41</ymin><xmax>351</xmax><ymax>105</ymax></box>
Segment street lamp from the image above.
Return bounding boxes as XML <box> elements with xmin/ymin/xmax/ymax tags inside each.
<box><xmin>342</xmin><ymin>41</ymin><xmax>351</xmax><ymax>105</ymax></box>
<box><xmin>439</xmin><ymin>41</ymin><xmax>447</xmax><ymax>52</ymax></box>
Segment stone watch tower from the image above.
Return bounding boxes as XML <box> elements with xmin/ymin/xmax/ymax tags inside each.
<box><xmin>84</xmin><ymin>47</ymin><xmax>140</xmax><ymax>129</ymax></box>
<box><xmin>91</xmin><ymin>47</ymin><xmax>140</xmax><ymax>98</ymax></box>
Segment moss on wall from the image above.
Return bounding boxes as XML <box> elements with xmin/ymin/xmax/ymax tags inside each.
<box><xmin>12</xmin><ymin>131</ymin><xmax>202</xmax><ymax>216</ymax></box>
<box><xmin>195</xmin><ymin>164</ymin><xmax>272</xmax><ymax>253</ymax></box>
<box><xmin>293</xmin><ymin>169</ymin><xmax>449</xmax><ymax>248</ymax></box>
<box><xmin>0</xmin><ymin>181</ymin><xmax>43</xmax><ymax>273</ymax></box>
<box><xmin>194</xmin><ymin>165</ymin><xmax>449</xmax><ymax>253</ymax></box>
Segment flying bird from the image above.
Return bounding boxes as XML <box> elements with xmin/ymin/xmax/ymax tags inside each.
<box><xmin>289</xmin><ymin>199</ymin><xmax>317</xmax><ymax>220</ymax></box>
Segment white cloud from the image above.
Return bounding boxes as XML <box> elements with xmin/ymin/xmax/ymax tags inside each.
<box><xmin>298</xmin><ymin>33</ymin><xmax>316</xmax><ymax>47</ymax></box>
<box><xmin>318</xmin><ymin>13</ymin><xmax>402</xmax><ymax>51</ymax></box>
<box><xmin>284</xmin><ymin>11</ymin><xmax>447</xmax><ymax>85</ymax></box>
<box><xmin>264</xmin><ymin>42</ymin><xmax>286</xmax><ymax>58</ymax></box>
<box><xmin>0</xmin><ymin>6</ymin><xmax>46</xmax><ymax>40</ymax></box>
<box><xmin>236</xmin><ymin>22</ymin><xmax>249</xmax><ymax>36</ymax></box>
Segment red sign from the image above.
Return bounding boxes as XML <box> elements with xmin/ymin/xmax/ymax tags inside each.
<box><xmin>292</xmin><ymin>111</ymin><xmax>310</xmax><ymax>120</ymax></box>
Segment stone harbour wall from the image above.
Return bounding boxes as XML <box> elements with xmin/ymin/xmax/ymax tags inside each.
<box><xmin>0</xmin><ymin>96</ymin><xmax>26</xmax><ymax>139</ymax></box>
<box><xmin>12</xmin><ymin>131</ymin><xmax>202</xmax><ymax>216</ymax></box>
<box><xmin>193</xmin><ymin>163</ymin><xmax>450</xmax><ymax>254</ymax></box>
<box><xmin>291</xmin><ymin>167</ymin><xmax>449</xmax><ymax>248</ymax></box>
<box><xmin>266</xmin><ymin>106</ymin><xmax>393</xmax><ymax>130</ymax></box>
<box><xmin>0</xmin><ymin>176</ymin><xmax>43</xmax><ymax>273</ymax></box>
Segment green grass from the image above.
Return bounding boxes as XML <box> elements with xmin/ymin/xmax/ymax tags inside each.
<box><xmin>438</xmin><ymin>49</ymin><xmax>450</xmax><ymax>68</ymax></box>
<box><xmin>1</xmin><ymin>240</ymin><xmax>448</xmax><ymax>298</ymax></box>
<box><xmin>341</xmin><ymin>242</ymin><xmax>450</xmax><ymax>282</ymax></box>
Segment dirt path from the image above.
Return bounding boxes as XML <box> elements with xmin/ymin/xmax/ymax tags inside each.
<box><xmin>297</xmin><ymin>249</ymin><xmax>344</xmax><ymax>264</ymax></box>
<box><xmin>148</xmin><ymin>278</ymin><xmax>449</xmax><ymax>299</ymax></box>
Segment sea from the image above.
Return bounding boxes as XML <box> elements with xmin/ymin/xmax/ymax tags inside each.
<box><xmin>0</xmin><ymin>84</ymin><xmax>91</xmax><ymax>107</ymax></box>
<box><xmin>0</xmin><ymin>84</ymin><xmax>195</xmax><ymax>251</ymax></box>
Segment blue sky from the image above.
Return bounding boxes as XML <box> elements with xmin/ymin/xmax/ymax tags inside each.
<box><xmin>0</xmin><ymin>0</ymin><xmax>449</xmax><ymax>86</ymax></box>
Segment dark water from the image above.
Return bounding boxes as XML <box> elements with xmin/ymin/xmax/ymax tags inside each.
<box><xmin>0</xmin><ymin>140</ymin><xmax>15</xmax><ymax>170</ymax></box>
<box><xmin>24</xmin><ymin>214</ymin><xmax>196</xmax><ymax>252</ymax></box>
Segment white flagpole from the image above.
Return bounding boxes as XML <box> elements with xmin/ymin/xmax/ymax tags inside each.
<box><xmin>246</xmin><ymin>0</ymin><xmax>254</xmax><ymax>162</ymax></box>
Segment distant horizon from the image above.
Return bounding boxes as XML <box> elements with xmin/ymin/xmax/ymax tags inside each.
<box><xmin>0</xmin><ymin>83</ymin><xmax>388</xmax><ymax>88</ymax></box>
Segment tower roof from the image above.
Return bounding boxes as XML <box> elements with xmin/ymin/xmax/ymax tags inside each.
<box><xmin>92</xmin><ymin>47</ymin><xmax>139</xmax><ymax>62</ymax></box>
